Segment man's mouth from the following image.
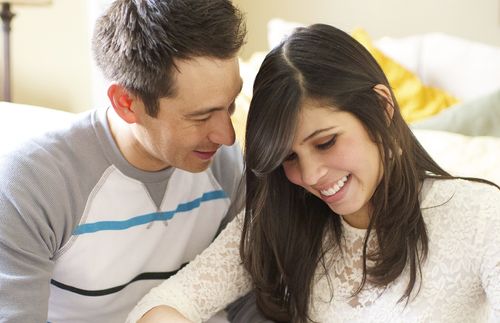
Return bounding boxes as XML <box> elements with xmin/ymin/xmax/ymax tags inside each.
<box><xmin>193</xmin><ymin>150</ymin><xmax>217</xmax><ymax>160</ymax></box>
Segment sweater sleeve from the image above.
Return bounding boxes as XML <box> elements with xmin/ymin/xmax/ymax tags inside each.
<box><xmin>0</xmin><ymin>200</ymin><xmax>54</xmax><ymax>322</ymax></box>
<box><xmin>0</xmin><ymin>153</ymin><xmax>67</xmax><ymax>322</ymax></box>
<box><xmin>127</xmin><ymin>212</ymin><xmax>252</xmax><ymax>323</ymax></box>
<box><xmin>478</xmin><ymin>185</ymin><xmax>500</xmax><ymax>320</ymax></box>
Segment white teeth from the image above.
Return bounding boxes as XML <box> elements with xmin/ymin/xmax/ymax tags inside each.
<box><xmin>320</xmin><ymin>175</ymin><xmax>349</xmax><ymax>197</ymax></box>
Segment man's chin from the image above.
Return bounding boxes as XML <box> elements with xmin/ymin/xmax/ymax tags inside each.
<box><xmin>183</xmin><ymin>160</ymin><xmax>212</xmax><ymax>173</ymax></box>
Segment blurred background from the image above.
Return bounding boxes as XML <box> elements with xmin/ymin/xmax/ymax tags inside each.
<box><xmin>1</xmin><ymin>0</ymin><xmax>499</xmax><ymax>113</ymax></box>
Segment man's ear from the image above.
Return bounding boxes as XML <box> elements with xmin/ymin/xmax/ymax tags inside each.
<box><xmin>373</xmin><ymin>84</ymin><xmax>395</xmax><ymax>122</ymax></box>
<box><xmin>107</xmin><ymin>83</ymin><xmax>137</xmax><ymax>124</ymax></box>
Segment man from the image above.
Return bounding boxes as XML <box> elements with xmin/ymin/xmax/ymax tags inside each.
<box><xmin>0</xmin><ymin>0</ymin><xmax>258</xmax><ymax>322</ymax></box>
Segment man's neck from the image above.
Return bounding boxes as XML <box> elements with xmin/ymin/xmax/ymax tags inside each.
<box><xmin>106</xmin><ymin>108</ymin><xmax>168</xmax><ymax>172</ymax></box>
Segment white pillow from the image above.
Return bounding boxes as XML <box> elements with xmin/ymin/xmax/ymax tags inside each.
<box><xmin>0</xmin><ymin>102</ymin><xmax>75</xmax><ymax>155</ymax></box>
<box><xmin>373</xmin><ymin>34</ymin><xmax>424</xmax><ymax>75</ymax></box>
<box><xmin>376</xmin><ymin>33</ymin><xmax>500</xmax><ymax>101</ymax></box>
<box><xmin>267</xmin><ymin>18</ymin><xmax>303</xmax><ymax>49</ymax></box>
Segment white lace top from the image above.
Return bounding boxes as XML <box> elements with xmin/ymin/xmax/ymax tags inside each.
<box><xmin>127</xmin><ymin>179</ymin><xmax>500</xmax><ymax>323</ymax></box>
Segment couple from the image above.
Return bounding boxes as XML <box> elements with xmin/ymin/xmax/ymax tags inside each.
<box><xmin>0</xmin><ymin>0</ymin><xmax>498</xmax><ymax>322</ymax></box>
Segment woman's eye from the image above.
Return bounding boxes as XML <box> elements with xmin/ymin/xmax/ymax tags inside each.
<box><xmin>283</xmin><ymin>152</ymin><xmax>297</xmax><ymax>162</ymax></box>
<box><xmin>317</xmin><ymin>135</ymin><xmax>337</xmax><ymax>150</ymax></box>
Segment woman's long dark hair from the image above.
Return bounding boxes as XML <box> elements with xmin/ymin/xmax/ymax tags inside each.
<box><xmin>240</xmin><ymin>24</ymin><xmax>495</xmax><ymax>322</ymax></box>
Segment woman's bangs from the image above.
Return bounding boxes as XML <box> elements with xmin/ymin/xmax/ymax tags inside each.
<box><xmin>246</xmin><ymin>84</ymin><xmax>302</xmax><ymax>177</ymax></box>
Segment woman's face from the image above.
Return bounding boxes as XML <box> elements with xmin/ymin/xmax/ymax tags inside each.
<box><xmin>282</xmin><ymin>99</ymin><xmax>384</xmax><ymax>228</ymax></box>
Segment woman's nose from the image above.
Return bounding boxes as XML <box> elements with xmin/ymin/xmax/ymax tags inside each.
<box><xmin>299</xmin><ymin>156</ymin><xmax>327</xmax><ymax>186</ymax></box>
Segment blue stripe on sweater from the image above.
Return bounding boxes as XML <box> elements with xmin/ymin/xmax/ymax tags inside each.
<box><xmin>73</xmin><ymin>190</ymin><xmax>227</xmax><ymax>235</ymax></box>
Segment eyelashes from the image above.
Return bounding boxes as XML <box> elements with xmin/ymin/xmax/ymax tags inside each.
<box><xmin>316</xmin><ymin>134</ymin><xmax>337</xmax><ymax>150</ymax></box>
<box><xmin>228</xmin><ymin>102</ymin><xmax>236</xmax><ymax>116</ymax></box>
<box><xmin>195</xmin><ymin>116</ymin><xmax>211</xmax><ymax>122</ymax></box>
<box><xmin>283</xmin><ymin>152</ymin><xmax>297</xmax><ymax>162</ymax></box>
<box><xmin>283</xmin><ymin>134</ymin><xmax>337</xmax><ymax>162</ymax></box>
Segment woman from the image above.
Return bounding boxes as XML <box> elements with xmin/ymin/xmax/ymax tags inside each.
<box><xmin>127</xmin><ymin>24</ymin><xmax>500</xmax><ymax>323</ymax></box>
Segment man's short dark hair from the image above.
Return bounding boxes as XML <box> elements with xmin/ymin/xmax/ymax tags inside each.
<box><xmin>92</xmin><ymin>0</ymin><xmax>246</xmax><ymax>116</ymax></box>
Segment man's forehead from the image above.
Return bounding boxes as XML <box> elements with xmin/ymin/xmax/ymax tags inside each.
<box><xmin>159</xmin><ymin>75</ymin><xmax>243</xmax><ymax>116</ymax></box>
<box><xmin>172</xmin><ymin>55</ymin><xmax>239</xmax><ymax>76</ymax></box>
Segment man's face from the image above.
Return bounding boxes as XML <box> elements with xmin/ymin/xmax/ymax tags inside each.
<box><xmin>131</xmin><ymin>56</ymin><xmax>242</xmax><ymax>172</ymax></box>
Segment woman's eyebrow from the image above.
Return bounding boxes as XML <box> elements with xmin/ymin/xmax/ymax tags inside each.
<box><xmin>301</xmin><ymin>126</ymin><xmax>337</xmax><ymax>144</ymax></box>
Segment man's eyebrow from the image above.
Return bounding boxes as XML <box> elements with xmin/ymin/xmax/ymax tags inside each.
<box><xmin>185</xmin><ymin>79</ymin><xmax>243</xmax><ymax>118</ymax></box>
<box><xmin>185</xmin><ymin>107</ymin><xmax>224</xmax><ymax>118</ymax></box>
<box><xmin>300</xmin><ymin>126</ymin><xmax>337</xmax><ymax>144</ymax></box>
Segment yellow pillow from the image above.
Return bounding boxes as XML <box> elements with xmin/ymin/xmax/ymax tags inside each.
<box><xmin>351</xmin><ymin>29</ymin><xmax>458</xmax><ymax>123</ymax></box>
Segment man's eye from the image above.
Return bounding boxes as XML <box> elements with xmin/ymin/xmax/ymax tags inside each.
<box><xmin>194</xmin><ymin>116</ymin><xmax>211</xmax><ymax>122</ymax></box>
<box><xmin>228</xmin><ymin>102</ymin><xmax>236</xmax><ymax>116</ymax></box>
<box><xmin>317</xmin><ymin>135</ymin><xmax>337</xmax><ymax>150</ymax></box>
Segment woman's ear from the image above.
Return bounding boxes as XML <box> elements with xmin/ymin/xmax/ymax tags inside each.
<box><xmin>107</xmin><ymin>83</ymin><xmax>137</xmax><ymax>124</ymax></box>
<box><xmin>373</xmin><ymin>84</ymin><xmax>395</xmax><ymax>122</ymax></box>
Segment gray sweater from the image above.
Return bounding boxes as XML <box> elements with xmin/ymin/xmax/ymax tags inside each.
<box><xmin>0</xmin><ymin>107</ymin><xmax>243</xmax><ymax>323</ymax></box>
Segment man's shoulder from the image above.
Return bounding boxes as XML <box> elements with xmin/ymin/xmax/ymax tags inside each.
<box><xmin>211</xmin><ymin>143</ymin><xmax>243</xmax><ymax>169</ymax></box>
<box><xmin>210</xmin><ymin>144</ymin><xmax>243</xmax><ymax>182</ymax></box>
<box><xmin>209</xmin><ymin>143</ymin><xmax>244</xmax><ymax>198</ymax></box>
<box><xmin>0</xmin><ymin>109</ymin><xmax>108</xmax><ymax>196</ymax></box>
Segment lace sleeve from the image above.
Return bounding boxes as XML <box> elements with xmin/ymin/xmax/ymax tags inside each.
<box><xmin>479</xmin><ymin>186</ymin><xmax>500</xmax><ymax>320</ymax></box>
<box><xmin>127</xmin><ymin>212</ymin><xmax>252</xmax><ymax>323</ymax></box>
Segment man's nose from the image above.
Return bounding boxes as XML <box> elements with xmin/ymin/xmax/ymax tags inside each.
<box><xmin>208</xmin><ymin>112</ymin><xmax>236</xmax><ymax>146</ymax></box>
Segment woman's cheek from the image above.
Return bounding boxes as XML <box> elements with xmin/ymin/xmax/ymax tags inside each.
<box><xmin>282</xmin><ymin>163</ymin><xmax>303</xmax><ymax>187</ymax></box>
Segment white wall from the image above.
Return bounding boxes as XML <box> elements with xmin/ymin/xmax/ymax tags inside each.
<box><xmin>234</xmin><ymin>0</ymin><xmax>500</xmax><ymax>58</ymax></box>
<box><xmin>3</xmin><ymin>0</ymin><xmax>499</xmax><ymax>112</ymax></box>
<box><xmin>5</xmin><ymin>1</ymin><xmax>92</xmax><ymax>112</ymax></box>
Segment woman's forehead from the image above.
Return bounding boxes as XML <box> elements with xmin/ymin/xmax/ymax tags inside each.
<box><xmin>298</xmin><ymin>100</ymin><xmax>343</xmax><ymax>123</ymax></box>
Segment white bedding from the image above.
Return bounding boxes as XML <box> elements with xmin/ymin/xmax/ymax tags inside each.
<box><xmin>0</xmin><ymin>102</ymin><xmax>75</xmax><ymax>155</ymax></box>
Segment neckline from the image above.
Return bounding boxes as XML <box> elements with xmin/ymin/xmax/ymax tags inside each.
<box><xmin>340</xmin><ymin>215</ymin><xmax>367</xmax><ymax>238</ymax></box>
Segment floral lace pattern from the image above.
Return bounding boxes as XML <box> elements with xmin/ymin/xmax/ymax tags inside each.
<box><xmin>128</xmin><ymin>179</ymin><xmax>500</xmax><ymax>323</ymax></box>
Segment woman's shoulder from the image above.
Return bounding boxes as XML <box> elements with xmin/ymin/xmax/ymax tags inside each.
<box><xmin>421</xmin><ymin>177</ymin><xmax>500</xmax><ymax>226</ymax></box>
<box><xmin>422</xmin><ymin>177</ymin><xmax>499</xmax><ymax>206</ymax></box>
